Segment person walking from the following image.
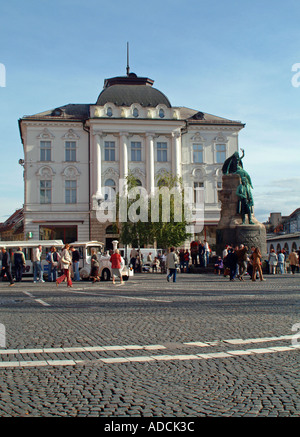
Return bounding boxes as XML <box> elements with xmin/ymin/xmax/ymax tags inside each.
<box><xmin>166</xmin><ymin>247</ymin><xmax>178</xmax><ymax>283</ymax></box>
<box><xmin>47</xmin><ymin>246</ymin><xmax>60</xmax><ymax>282</ymax></box>
<box><xmin>204</xmin><ymin>240</ymin><xmax>210</xmax><ymax>267</ymax></box>
<box><xmin>70</xmin><ymin>246</ymin><xmax>80</xmax><ymax>281</ymax></box>
<box><xmin>226</xmin><ymin>247</ymin><xmax>238</xmax><ymax>281</ymax></box>
<box><xmin>237</xmin><ymin>244</ymin><xmax>248</xmax><ymax>281</ymax></box>
<box><xmin>199</xmin><ymin>242</ymin><xmax>205</xmax><ymax>267</ymax></box>
<box><xmin>252</xmin><ymin>247</ymin><xmax>265</xmax><ymax>281</ymax></box>
<box><xmin>288</xmin><ymin>249</ymin><xmax>299</xmax><ymax>275</ymax></box>
<box><xmin>268</xmin><ymin>249</ymin><xmax>278</xmax><ymax>275</ymax></box>
<box><xmin>33</xmin><ymin>245</ymin><xmax>44</xmax><ymax>283</ymax></box>
<box><xmin>179</xmin><ymin>249</ymin><xmax>185</xmax><ymax>273</ymax></box>
<box><xmin>110</xmin><ymin>249</ymin><xmax>123</xmax><ymax>285</ymax></box>
<box><xmin>56</xmin><ymin>244</ymin><xmax>72</xmax><ymax>287</ymax></box>
<box><xmin>278</xmin><ymin>250</ymin><xmax>285</xmax><ymax>274</ymax></box>
<box><xmin>183</xmin><ymin>249</ymin><xmax>190</xmax><ymax>273</ymax></box>
<box><xmin>90</xmin><ymin>248</ymin><xmax>100</xmax><ymax>282</ymax></box>
<box><xmin>14</xmin><ymin>247</ymin><xmax>26</xmax><ymax>282</ymax></box>
<box><xmin>0</xmin><ymin>247</ymin><xmax>14</xmax><ymax>286</ymax></box>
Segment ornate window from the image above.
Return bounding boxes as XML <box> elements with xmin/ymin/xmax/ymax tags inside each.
<box><xmin>194</xmin><ymin>181</ymin><xmax>204</xmax><ymax>204</ymax></box>
<box><xmin>157</xmin><ymin>142</ymin><xmax>167</xmax><ymax>162</ymax></box>
<box><xmin>65</xmin><ymin>141</ymin><xmax>76</xmax><ymax>162</ymax></box>
<box><xmin>104</xmin><ymin>178</ymin><xmax>116</xmax><ymax>201</ymax></box>
<box><xmin>133</xmin><ymin>107</ymin><xmax>139</xmax><ymax>118</ymax></box>
<box><xmin>216</xmin><ymin>144</ymin><xmax>226</xmax><ymax>163</ymax></box>
<box><xmin>193</xmin><ymin>144</ymin><xmax>203</xmax><ymax>163</ymax></box>
<box><xmin>40</xmin><ymin>180</ymin><xmax>51</xmax><ymax>204</ymax></box>
<box><xmin>65</xmin><ymin>180</ymin><xmax>77</xmax><ymax>204</ymax></box>
<box><xmin>104</xmin><ymin>141</ymin><xmax>115</xmax><ymax>161</ymax></box>
<box><xmin>106</xmin><ymin>107</ymin><xmax>113</xmax><ymax>117</ymax></box>
<box><xmin>159</xmin><ymin>108</ymin><xmax>165</xmax><ymax>118</ymax></box>
<box><xmin>131</xmin><ymin>142</ymin><xmax>142</xmax><ymax>162</ymax></box>
<box><xmin>40</xmin><ymin>141</ymin><xmax>51</xmax><ymax>162</ymax></box>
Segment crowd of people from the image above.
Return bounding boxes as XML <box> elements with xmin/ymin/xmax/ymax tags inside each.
<box><xmin>216</xmin><ymin>244</ymin><xmax>300</xmax><ymax>282</ymax></box>
<box><xmin>0</xmin><ymin>244</ymin><xmax>125</xmax><ymax>287</ymax></box>
<box><xmin>1</xmin><ymin>240</ymin><xmax>299</xmax><ymax>286</ymax></box>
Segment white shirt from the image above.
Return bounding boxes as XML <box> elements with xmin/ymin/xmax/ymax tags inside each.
<box><xmin>33</xmin><ymin>247</ymin><xmax>41</xmax><ymax>262</ymax></box>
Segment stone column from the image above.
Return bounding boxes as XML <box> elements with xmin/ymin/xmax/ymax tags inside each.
<box><xmin>146</xmin><ymin>133</ymin><xmax>155</xmax><ymax>195</ymax></box>
<box><xmin>119</xmin><ymin>132</ymin><xmax>128</xmax><ymax>187</ymax></box>
<box><xmin>172</xmin><ymin>132</ymin><xmax>181</xmax><ymax>179</ymax></box>
<box><xmin>95</xmin><ymin>134</ymin><xmax>102</xmax><ymax>198</ymax></box>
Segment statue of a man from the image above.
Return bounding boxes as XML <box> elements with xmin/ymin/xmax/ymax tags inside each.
<box><xmin>236</xmin><ymin>176</ymin><xmax>254</xmax><ymax>224</ymax></box>
<box><xmin>222</xmin><ymin>148</ymin><xmax>253</xmax><ymax>189</ymax></box>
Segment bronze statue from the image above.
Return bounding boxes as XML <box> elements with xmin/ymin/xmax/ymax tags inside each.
<box><xmin>236</xmin><ymin>176</ymin><xmax>254</xmax><ymax>224</ymax></box>
<box><xmin>222</xmin><ymin>148</ymin><xmax>253</xmax><ymax>189</ymax></box>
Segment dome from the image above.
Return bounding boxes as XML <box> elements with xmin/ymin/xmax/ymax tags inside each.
<box><xmin>96</xmin><ymin>73</ymin><xmax>171</xmax><ymax>108</ymax></box>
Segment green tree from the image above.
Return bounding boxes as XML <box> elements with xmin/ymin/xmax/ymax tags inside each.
<box><xmin>114</xmin><ymin>171</ymin><xmax>191</xmax><ymax>249</ymax></box>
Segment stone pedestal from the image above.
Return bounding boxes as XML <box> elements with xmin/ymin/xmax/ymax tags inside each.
<box><xmin>216</xmin><ymin>174</ymin><xmax>267</xmax><ymax>256</ymax></box>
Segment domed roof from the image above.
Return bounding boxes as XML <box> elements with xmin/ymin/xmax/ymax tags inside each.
<box><xmin>96</xmin><ymin>73</ymin><xmax>171</xmax><ymax>108</ymax></box>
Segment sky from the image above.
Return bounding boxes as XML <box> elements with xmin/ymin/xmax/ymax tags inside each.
<box><xmin>0</xmin><ymin>0</ymin><xmax>299</xmax><ymax>223</ymax></box>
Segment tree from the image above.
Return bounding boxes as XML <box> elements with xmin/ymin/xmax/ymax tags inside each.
<box><xmin>114</xmin><ymin>171</ymin><xmax>191</xmax><ymax>249</ymax></box>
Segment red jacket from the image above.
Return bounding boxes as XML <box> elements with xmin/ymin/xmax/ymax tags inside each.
<box><xmin>110</xmin><ymin>253</ymin><xmax>121</xmax><ymax>269</ymax></box>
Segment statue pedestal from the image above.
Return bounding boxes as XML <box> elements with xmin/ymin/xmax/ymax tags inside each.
<box><xmin>216</xmin><ymin>174</ymin><xmax>267</xmax><ymax>256</ymax></box>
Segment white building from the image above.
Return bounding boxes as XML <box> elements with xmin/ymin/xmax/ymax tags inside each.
<box><xmin>18</xmin><ymin>70</ymin><xmax>244</xmax><ymax>249</ymax></box>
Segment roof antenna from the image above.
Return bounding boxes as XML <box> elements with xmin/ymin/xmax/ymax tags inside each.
<box><xmin>126</xmin><ymin>42</ymin><xmax>130</xmax><ymax>76</ymax></box>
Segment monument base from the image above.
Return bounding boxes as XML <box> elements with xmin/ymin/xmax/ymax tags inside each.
<box><xmin>216</xmin><ymin>174</ymin><xmax>267</xmax><ymax>256</ymax></box>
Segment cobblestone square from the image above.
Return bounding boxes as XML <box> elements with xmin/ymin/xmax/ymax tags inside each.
<box><xmin>0</xmin><ymin>272</ymin><xmax>299</xmax><ymax>417</ymax></box>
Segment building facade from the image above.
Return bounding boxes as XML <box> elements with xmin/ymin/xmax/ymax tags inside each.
<box><xmin>19</xmin><ymin>71</ymin><xmax>244</xmax><ymax>248</ymax></box>
<box><xmin>266</xmin><ymin>208</ymin><xmax>300</xmax><ymax>254</ymax></box>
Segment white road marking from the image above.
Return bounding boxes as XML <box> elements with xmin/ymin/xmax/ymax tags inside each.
<box><xmin>0</xmin><ymin>335</ymin><xmax>298</xmax><ymax>368</ymax></box>
<box><xmin>67</xmin><ymin>289</ymin><xmax>173</xmax><ymax>303</ymax></box>
<box><xmin>22</xmin><ymin>291</ymin><xmax>50</xmax><ymax>307</ymax></box>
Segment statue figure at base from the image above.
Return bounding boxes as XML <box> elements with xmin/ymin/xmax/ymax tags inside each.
<box><xmin>236</xmin><ymin>176</ymin><xmax>254</xmax><ymax>224</ymax></box>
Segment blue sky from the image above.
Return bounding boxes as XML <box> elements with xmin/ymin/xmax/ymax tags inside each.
<box><xmin>0</xmin><ymin>0</ymin><xmax>299</xmax><ymax>223</ymax></box>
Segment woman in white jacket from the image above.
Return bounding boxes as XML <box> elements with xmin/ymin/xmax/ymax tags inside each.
<box><xmin>268</xmin><ymin>249</ymin><xmax>278</xmax><ymax>275</ymax></box>
<box><xmin>56</xmin><ymin>244</ymin><xmax>73</xmax><ymax>287</ymax></box>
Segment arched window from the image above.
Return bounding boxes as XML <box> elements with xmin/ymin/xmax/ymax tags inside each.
<box><xmin>292</xmin><ymin>242</ymin><xmax>297</xmax><ymax>251</ymax></box>
<box><xmin>133</xmin><ymin>107</ymin><xmax>139</xmax><ymax>118</ymax></box>
<box><xmin>276</xmin><ymin>243</ymin><xmax>281</xmax><ymax>253</ymax></box>
<box><xmin>284</xmin><ymin>243</ymin><xmax>289</xmax><ymax>254</ymax></box>
<box><xmin>106</xmin><ymin>107</ymin><xmax>113</xmax><ymax>117</ymax></box>
<box><xmin>104</xmin><ymin>178</ymin><xmax>116</xmax><ymax>201</ymax></box>
<box><xmin>106</xmin><ymin>225</ymin><xmax>117</xmax><ymax>234</ymax></box>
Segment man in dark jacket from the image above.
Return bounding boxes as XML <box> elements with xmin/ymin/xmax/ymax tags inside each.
<box><xmin>1</xmin><ymin>247</ymin><xmax>15</xmax><ymax>286</ymax></box>
<box><xmin>226</xmin><ymin>248</ymin><xmax>238</xmax><ymax>281</ymax></box>
<box><xmin>14</xmin><ymin>247</ymin><xmax>26</xmax><ymax>282</ymax></box>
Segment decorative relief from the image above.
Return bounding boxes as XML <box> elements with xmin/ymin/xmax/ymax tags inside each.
<box><xmin>36</xmin><ymin>166</ymin><xmax>55</xmax><ymax>178</ymax></box>
<box><xmin>62</xmin><ymin>129</ymin><xmax>80</xmax><ymax>140</ymax></box>
<box><xmin>103</xmin><ymin>167</ymin><xmax>120</xmax><ymax>179</ymax></box>
<box><xmin>36</xmin><ymin>128</ymin><xmax>55</xmax><ymax>140</ymax></box>
<box><xmin>192</xmin><ymin>168</ymin><xmax>205</xmax><ymax>179</ymax></box>
<box><xmin>61</xmin><ymin>165</ymin><xmax>81</xmax><ymax>179</ymax></box>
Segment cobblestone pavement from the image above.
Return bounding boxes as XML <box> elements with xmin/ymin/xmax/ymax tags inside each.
<box><xmin>0</xmin><ymin>272</ymin><xmax>299</xmax><ymax>417</ymax></box>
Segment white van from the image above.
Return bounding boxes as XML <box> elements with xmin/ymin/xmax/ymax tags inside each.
<box><xmin>0</xmin><ymin>240</ymin><xmax>64</xmax><ymax>277</ymax></box>
<box><xmin>69</xmin><ymin>241</ymin><xmax>133</xmax><ymax>281</ymax></box>
<box><xmin>128</xmin><ymin>248</ymin><xmax>164</xmax><ymax>271</ymax></box>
